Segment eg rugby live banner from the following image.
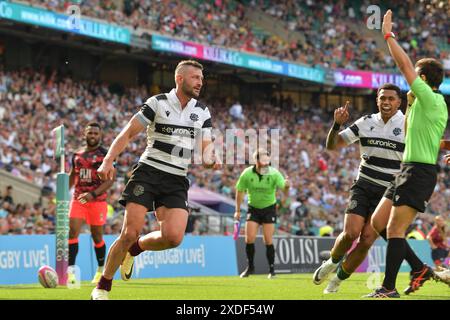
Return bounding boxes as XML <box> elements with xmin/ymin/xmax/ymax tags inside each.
<box><xmin>0</xmin><ymin>235</ymin><xmax>237</xmax><ymax>285</ymax></box>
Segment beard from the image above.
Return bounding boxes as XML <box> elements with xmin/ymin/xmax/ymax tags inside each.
<box><xmin>86</xmin><ymin>139</ymin><xmax>99</xmax><ymax>148</ymax></box>
<box><xmin>182</xmin><ymin>81</ymin><xmax>200</xmax><ymax>99</ymax></box>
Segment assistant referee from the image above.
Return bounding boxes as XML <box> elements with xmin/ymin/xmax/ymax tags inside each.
<box><xmin>234</xmin><ymin>149</ymin><xmax>290</xmax><ymax>279</ymax></box>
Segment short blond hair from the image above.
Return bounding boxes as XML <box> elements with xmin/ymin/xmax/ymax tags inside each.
<box><xmin>175</xmin><ymin>60</ymin><xmax>203</xmax><ymax>75</ymax></box>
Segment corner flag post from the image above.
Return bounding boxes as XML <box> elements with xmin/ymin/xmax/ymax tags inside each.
<box><xmin>53</xmin><ymin>125</ymin><xmax>69</xmax><ymax>285</ymax></box>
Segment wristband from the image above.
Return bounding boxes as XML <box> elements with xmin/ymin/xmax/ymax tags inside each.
<box><xmin>384</xmin><ymin>32</ymin><xmax>396</xmax><ymax>40</ymax></box>
<box><xmin>332</xmin><ymin>122</ymin><xmax>341</xmax><ymax>131</ymax></box>
<box><xmin>90</xmin><ymin>191</ymin><xmax>97</xmax><ymax>199</ymax></box>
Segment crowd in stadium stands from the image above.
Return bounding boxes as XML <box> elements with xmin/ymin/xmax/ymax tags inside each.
<box><xmin>0</xmin><ymin>67</ymin><xmax>449</xmax><ymax>237</ymax></box>
<box><xmin>255</xmin><ymin>0</ymin><xmax>449</xmax><ymax>74</ymax></box>
<box><xmin>18</xmin><ymin>0</ymin><xmax>450</xmax><ymax>75</ymax></box>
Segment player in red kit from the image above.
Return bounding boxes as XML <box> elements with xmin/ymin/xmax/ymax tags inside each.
<box><xmin>68</xmin><ymin>122</ymin><xmax>115</xmax><ymax>284</ymax></box>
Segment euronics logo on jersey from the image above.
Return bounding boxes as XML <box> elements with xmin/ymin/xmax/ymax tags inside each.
<box><xmin>161</xmin><ymin>126</ymin><xmax>196</xmax><ymax>137</ymax></box>
<box><xmin>366</xmin><ymin>139</ymin><xmax>397</xmax><ymax>150</ymax></box>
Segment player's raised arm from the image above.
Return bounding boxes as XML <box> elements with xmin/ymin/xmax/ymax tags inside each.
<box><xmin>326</xmin><ymin>101</ymin><xmax>350</xmax><ymax>151</ymax></box>
<box><xmin>98</xmin><ymin>114</ymin><xmax>146</xmax><ymax>180</ymax></box>
<box><xmin>382</xmin><ymin>10</ymin><xmax>417</xmax><ymax>86</ymax></box>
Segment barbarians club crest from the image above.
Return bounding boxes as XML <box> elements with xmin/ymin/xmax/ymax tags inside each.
<box><xmin>190</xmin><ymin>113</ymin><xmax>199</xmax><ymax>122</ymax></box>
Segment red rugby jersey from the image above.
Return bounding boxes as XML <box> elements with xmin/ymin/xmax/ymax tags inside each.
<box><xmin>72</xmin><ymin>146</ymin><xmax>108</xmax><ymax>202</ymax></box>
<box><xmin>427</xmin><ymin>226</ymin><xmax>447</xmax><ymax>249</ymax></box>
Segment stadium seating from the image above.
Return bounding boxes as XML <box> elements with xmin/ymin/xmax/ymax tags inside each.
<box><xmin>19</xmin><ymin>0</ymin><xmax>449</xmax><ymax>75</ymax></box>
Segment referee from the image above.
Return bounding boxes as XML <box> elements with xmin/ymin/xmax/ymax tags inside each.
<box><xmin>234</xmin><ymin>149</ymin><xmax>290</xmax><ymax>279</ymax></box>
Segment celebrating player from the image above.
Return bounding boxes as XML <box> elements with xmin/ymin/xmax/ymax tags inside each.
<box><xmin>91</xmin><ymin>60</ymin><xmax>218</xmax><ymax>300</ymax></box>
<box><xmin>68</xmin><ymin>122</ymin><xmax>114</xmax><ymax>284</ymax></box>
<box><xmin>313</xmin><ymin>85</ymin><xmax>419</xmax><ymax>293</ymax></box>
<box><xmin>235</xmin><ymin>148</ymin><xmax>290</xmax><ymax>279</ymax></box>
<box><xmin>365</xmin><ymin>10</ymin><xmax>448</xmax><ymax>298</ymax></box>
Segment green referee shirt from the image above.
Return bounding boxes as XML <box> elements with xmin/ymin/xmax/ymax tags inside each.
<box><xmin>236</xmin><ymin>166</ymin><xmax>286</xmax><ymax>209</ymax></box>
<box><xmin>403</xmin><ymin>77</ymin><xmax>448</xmax><ymax>164</ymax></box>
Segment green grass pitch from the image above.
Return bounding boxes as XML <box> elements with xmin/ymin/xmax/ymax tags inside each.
<box><xmin>0</xmin><ymin>273</ymin><xmax>448</xmax><ymax>300</ymax></box>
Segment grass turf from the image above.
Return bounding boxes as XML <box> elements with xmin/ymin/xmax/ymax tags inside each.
<box><xmin>0</xmin><ymin>273</ymin><xmax>448</xmax><ymax>300</ymax></box>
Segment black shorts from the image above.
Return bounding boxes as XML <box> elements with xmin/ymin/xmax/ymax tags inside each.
<box><xmin>246</xmin><ymin>204</ymin><xmax>277</xmax><ymax>224</ymax></box>
<box><xmin>345</xmin><ymin>178</ymin><xmax>387</xmax><ymax>220</ymax></box>
<box><xmin>119</xmin><ymin>162</ymin><xmax>190</xmax><ymax>212</ymax></box>
<box><xmin>390</xmin><ymin>162</ymin><xmax>437</xmax><ymax>213</ymax></box>
<box><xmin>431</xmin><ymin>248</ymin><xmax>449</xmax><ymax>263</ymax></box>
<box><xmin>383</xmin><ymin>182</ymin><xmax>396</xmax><ymax>201</ymax></box>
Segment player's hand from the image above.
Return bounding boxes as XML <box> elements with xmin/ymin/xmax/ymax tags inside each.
<box><xmin>440</xmin><ymin>140</ymin><xmax>450</xmax><ymax>151</ymax></box>
<box><xmin>382</xmin><ymin>9</ymin><xmax>393</xmax><ymax>35</ymax></box>
<box><xmin>97</xmin><ymin>159</ymin><xmax>115</xmax><ymax>181</ymax></box>
<box><xmin>77</xmin><ymin>192</ymin><xmax>93</xmax><ymax>204</ymax></box>
<box><xmin>204</xmin><ymin>154</ymin><xmax>222</xmax><ymax>170</ymax></box>
<box><xmin>334</xmin><ymin>101</ymin><xmax>350</xmax><ymax>125</ymax></box>
<box><xmin>407</xmin><ymin>90</ymin><xmax>416</xmax><ymax>106</ymax></box>
<box><xmin>234</xmin><ymin>211</ymin><xmax>241</xmax><ymax>221</ymax></box>
<box><xmin>444</xmin><ymin>154</ymin><xmax>450</xmax><ymax>165</ymax></box>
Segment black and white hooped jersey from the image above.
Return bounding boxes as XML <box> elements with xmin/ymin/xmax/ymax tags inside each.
<box><xmin>135</xmin><ymin>89</ymin><xmax>212</xmax><ymax>176</ymax></box>
<box><xmin>339</xmin><ymin>111</ymin><xmax>405</xmax><ymax>188</ymax></box>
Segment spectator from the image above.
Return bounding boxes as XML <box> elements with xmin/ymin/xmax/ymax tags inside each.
<box><xmin>319</xmin><ymin>222</ymin><xmax>334</xmax><ymax>237</ymax></box>
<box><xmin>2</xmin><ymin>185</ymin><xmax>14</xmax><ymax>204</ymax></box>
<box><xmin>0</xmin><ymin>201</ymin><xmax>9</xmax><ymax>218</ymax></box>
<box><xmin>229</xmin><ymin>101</ymin><xmax>245</xmax><ymax>121</ymax></box>
<box><xmin>295</xmin><ymin>220</ymin><xmax>314</xmax><ymax>236</ymax></box>
<box><xmin>427</xmin><ymin>215</ymin><xmax>449</xmax><ymax>267</ymax></box>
